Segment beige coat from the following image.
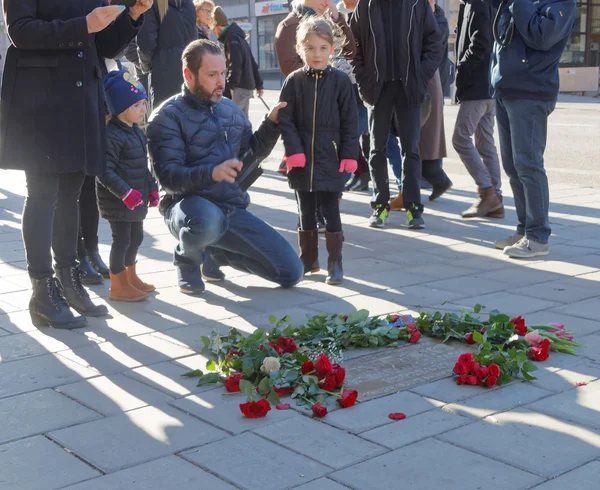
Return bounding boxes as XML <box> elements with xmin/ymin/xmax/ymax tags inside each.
<box><xmin>420</xmin><ymin>70</ymin><xmax>447</xmax><ymax>161</ymax></box>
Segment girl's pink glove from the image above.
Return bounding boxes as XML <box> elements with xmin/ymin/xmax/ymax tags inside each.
<box><xmin>122</xmin><ymin>189</ymin><xmax>144</xmax><ymax>210</ymax></box>
<box><xmin>286</xmin><ymin>153</ymin><xmax>306</xmax><ymax>172</ymax></box>
<box><xmin>339</xmin><ymin>159</ymin><xmax>358</xmax><ymax>174</ymax></box>
<box><xmin>149</xmin><ymin>190</ymin><xmax>159</xmax><ymax>208</ymax></box>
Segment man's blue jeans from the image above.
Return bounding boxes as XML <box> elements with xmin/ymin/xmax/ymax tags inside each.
<box><xmin>496</xmin><ymin>97</ymin><xmax>555</xmax><ymax>244</ymax></box>
<box><xmin>165</xmin><ymin>196</ymin><xmax>304</xmax><ymax>288</ymax></box>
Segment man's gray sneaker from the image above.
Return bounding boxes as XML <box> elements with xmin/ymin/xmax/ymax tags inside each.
<box><xmin>503</xmin><ymin>237</ymin><xmax>549</xmax><ymax>259</ymax></box>
<box><xmin>495</xmin><ymin>233</ymin><xmax>524</xmax><ymax>250</ymax></box>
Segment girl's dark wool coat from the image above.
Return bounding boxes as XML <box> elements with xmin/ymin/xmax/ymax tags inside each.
<box><xmin>0</xmin><ymin>1</ymin><xmax>142</xmax><ymax>176</ymax></box>
<box><xmin>97</xmin><ymin>118</ymin><xmax>158</xmax><ymax>222</ymax></box>
<box><xmin>279</xmin><ymin>67</ymin><xmax>358</xmax><ymax>193</ymax></box>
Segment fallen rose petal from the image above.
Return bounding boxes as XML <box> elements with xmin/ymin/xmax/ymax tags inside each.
<box><xmin>576</xmin><ymin>381</ymin><xmax>588</xmax><ymax>387</ymax></box>
<box><xmin>389</xmin><ymin>412</ymin><xmax>406</xmax><ymax>420</ymax></box>
<box><xmin>276</xmin><ymin>403</ymin><xmax>291</xmax><ymax>410</ymax></box>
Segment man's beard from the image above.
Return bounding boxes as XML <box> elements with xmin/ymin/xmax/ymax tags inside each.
<box><xmin>193</xmin><ymin>83</ymin><xmax>222</xmax><ymax>103</ymax></box>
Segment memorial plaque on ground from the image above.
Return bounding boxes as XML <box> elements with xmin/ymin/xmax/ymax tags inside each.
<box><xmin>344</xmin><ymin>340</ymin><xmax>471</xmax><ymax>401</ymax></box>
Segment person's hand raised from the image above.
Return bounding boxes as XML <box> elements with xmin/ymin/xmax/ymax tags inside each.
<box><xmin>86</xmin><ymin>6</ymin><xmax>126</xmax><ymax>34</ymax></box>
<box><xmin>129</xmin><ymin>0</ymin><xmax>154</xmax><ymax>21</ymax></box>
<box><xmin>267</xmin><ymin>101</ymin><xmax>288</xmax><ymax>124</ymax></box>
<box><xmin>212</xmin><ymin>159</ymin><xmax>243</xmax><ymax>184</ymax></box>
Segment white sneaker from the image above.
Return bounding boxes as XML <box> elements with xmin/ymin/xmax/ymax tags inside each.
<box><xmin>503</xmin><ymin>237</ymin><xmax>549</xmax><ymax>259</ymax></box>
<box><xmin>495</xmin><ymin>233</ymin><xmax>524</xmax><ymax>250</ymax></box>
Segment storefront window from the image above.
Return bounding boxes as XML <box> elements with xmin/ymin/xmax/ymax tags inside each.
<box><xmin>561</xmin><ymin>2</ymin><xmax>588</xmax><ymax>65</ymax></box>
<box><xmin>257</xmin><ymin>15</ymin><xmax>287</xmax><ymax>70</ymax></box>
<box><xmin>591</xmin><ymin>4</ymin><xmax>600</xmax><ymax>33</ymax></box>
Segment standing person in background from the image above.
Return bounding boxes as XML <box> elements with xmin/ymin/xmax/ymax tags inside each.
<box><xmin>420</xmin><ymin>0</ymin><xmax>453</xmax><ymax>203</ymax></box>
<box><xmin>0</xmin><ymin>1</ymin><xmax>151</xmax><ymax>329</ymax></box>
<box><xmin>350</xmin><ymin>0</ymin><xmax>443</xmax><ymax>229</ymax></box>
<box><xmin>453</xmin><ymin>0</ymin><xmax>503</xmax><ymax>220</ymax></box>
<box><xmin>490</xmin><ymin>0</ymin><xmax>575</xmax><ymax>258</ymax></box>
<box><xmin>137</xmin><ymin>0</ymin><xmax>197</xmax><ymax>110</ymax></box>
<box><xmin>435</xmin><ymin>2</ymin><xmax>453</xmax><ymax>98</ymax></box>
<box><xmin>212</xmin><ymin>7</ymin><xmax>263</xmax><ymax>118</ymax></box>
<box><xmin>194</xmin><ymin>0</ymin><xmax>213</xmax><ymax>40</ymax></box>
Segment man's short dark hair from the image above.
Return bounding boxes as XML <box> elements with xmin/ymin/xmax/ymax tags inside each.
<box><xmin>182</xmin><ymin>40</ymin><xmax>223</xmax><ymax>73</ymax></box>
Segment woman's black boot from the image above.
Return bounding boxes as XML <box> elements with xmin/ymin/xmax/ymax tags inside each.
<box><xmin>88</xmin><ymin>248</ymin><xmax>110</xmax><ymax>279</ymax></box>
<box><xmin>29</xmin><ymin>277</ymin><xmax>87</xmax><ymax>329</ymax></box>
<box><xmin>78</xmin><ymin>237</ymin><xmax>103</xmax><ymax>285</ymax></box>
<box><xmin>55</xmin><ymin>266</ymin><xmax>109</xmax><ymax>317</ymax></box>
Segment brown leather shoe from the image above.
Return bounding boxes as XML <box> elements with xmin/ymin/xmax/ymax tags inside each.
<box><xmin>298</xmin><ymin>230</ymin><xmax>320</xmax><ymax>274</ymax></box>
<box><xmin>109</xmin><ymin>271</ymin><xmax>148</xmax><ymax>302</ymax></box>
<box><xmin>390</xmin><ymin>193</ymin><xmax>404</xmax><ymax>211</ymax></box>
<box><xmin>125</xmin><ymin>263</ymin><xmax>155</xmax><ymax>292</ymax></box>
<box><xmin>486</xmin><ymin>195</ymin><xmax>505</xmax><ymax>218</ymax></box>
<box><xmin>462</xmin><ymin>187</ymin><xmax>502</xmax><ymax>218</ymax></box>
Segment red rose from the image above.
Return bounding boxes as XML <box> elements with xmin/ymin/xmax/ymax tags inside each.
<box><xmin>341</xmin><ymin>314</ymin><xmax>349</xmax><ymax>321</ymax></box>
<box><xmin>276</xmin><ymin>403</ymin><xmax>291</xmax><ymax>410</ymax></box>
<box><xmin>456</xmin><ymin>375</ymin><xmax>468</xmax><ymax>385</ymax></box>
<box><xmin>239</xmin><ymin>399</ymin><xmax>271</xmax><ymax>418</ymax></box>
<box><xmin>471</xmin><ymin>362</ymin><xmax>480</xmax><ymax>372</ymax></box>
<box><xmin>266</xmin><ymin>341</ymin><xmax>284</xmax><ymax>355</ymax></box>
<box><xmin>333</xmin><ymin>366</ymin><xmax>346</xmax><ymax>388</ymax></box>
<box><xmin>338</xmin><ymin>389</ymin><xmax>358</xmax><ymax>408</ymax></box>
<box><xmin>464</xmin><ymin>333</ymin><xmax>476</xmax><ymax>344</ymax></box>
<box><xmin>488</xmin><ymin>364</ymin><xmax>501</xmax><ymax>377</ymax></box>
<box><xmin>409</xmin><ymin>331</ymin><xmax>422</xmax><ymax>343</ymax></box>
<box><xmin>315</xmin><ymin>353</ymin><xmax>333</xmax><ymax>377</ymax></box>
<box><xmin>301</xmin><ymin>361</ymin><xmax>315</xmax><ymax>375</ymax></box>
<box><xmin>481</xmin><ymin>327</ymin><xmax>487</xmax><ymax>333</ymax></box>
<box><xmin>458</xmin><ymin>353</ymin><xmax>474</xmax><ymax>365</ymax></box>
<box><xmin>407</xmin><ymin>324</ymin><xmax>418</xmax><ymax>332</ymax></box>
<box><xmin>273</xmin><ymin>386</ymin><xmax>292</xmax><ymax>397</ymax></box>
<box><xmin>389</xmin><ymin>412</ymin><xmax>406</xmax><ymax>420</ymax></box>
<box><xmin>320</xmin><ymin>375</ymin><xmax>337</xmax><ymax>392</ymax></box>
<box><xmin>224</xmin><ymin>373</ymin><xmax>244</xmax><ymax>393</ymax></box>
<box><xmin>277</xmin><ymin>336</ymin><xmax>298</xmax><ymax>354</ymax></box>
<box><xmin>388</xmin><ymin>314</ymin><xmax>401</xmax><ymax>323</ymax></box>
<box><xmin>485</xmin><ymin>376</ymin><xmax>498</xmax><ymax>387</ymax></box>
<box><xmin>466</xmin><ymin>375</ymin><xmax>478</xmax><ymax>385</ymax></box>
<box><xmin>475</xmin><ymin>366</ymin><xmax>489</xmax><ymax>379</ymax></box>
<box><xmin>510</xmin><ymin>316</ymin><xmax>528</xmax><ymax>336</ymax></box>
<box><xmin>454</xmin><ymin>362</ymin><xmax>469</xmax><ymax>375</ymax></box>
<box><xmin>312</xmin><ymin>403</ymin><xmax>328</xmax><ymax>417</ymax></box>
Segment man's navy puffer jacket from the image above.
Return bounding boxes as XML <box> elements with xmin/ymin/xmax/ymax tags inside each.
<box><xmin>147</xmin><ymin>86</ymin><xmax>280</xmax><ymax>215</ymax></box>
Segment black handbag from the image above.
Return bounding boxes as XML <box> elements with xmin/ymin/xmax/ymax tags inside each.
<box><xmin>235</xmin><ymin>149</ymin><xmax>263</xmax><ymax>191</ymax></box>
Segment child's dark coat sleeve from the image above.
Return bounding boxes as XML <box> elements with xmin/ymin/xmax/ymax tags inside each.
<box><xmin>338</xmin><ymin>75</ymin><xmax>359</xmax><ymax>161</ymax></box>
<box><xmin>100</xmin><ymin>133</ymin><xmax>131</xmax><ymax>199</ymax></box>
<box><xmin>278</xmin><ymin>76</ymin><xmax>305</xmax><ymax>156</ymax></box>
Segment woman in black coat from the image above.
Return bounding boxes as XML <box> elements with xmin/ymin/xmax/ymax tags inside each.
<box><xmin>137</xmin><ymin>0</ymin><xmax>197</xmax><ymax>109</ymax></box>
<box><xmin>0</xmin><ymin>0</ymin><xmax>152</xmax><ymax>330</ymax></box>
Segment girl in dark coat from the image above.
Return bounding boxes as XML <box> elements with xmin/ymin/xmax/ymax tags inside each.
<box><xmin>98</xmin><ymin>70</ymin><xmax>159</xmax><ymax>302</ymax></box>
<box><xmin>0</xmin><ymin>1</ymin><xmax>151</xmax><ymax>330</ymax></box>
<box><xmin>279</xmin><ymin>18</ymin><xmax>358</xmax><ymax>285</ymax></box>
<box><xmin>137</xmin><ymin>0</ymin><xmax>197</xmax><ymax>109</ymax></box>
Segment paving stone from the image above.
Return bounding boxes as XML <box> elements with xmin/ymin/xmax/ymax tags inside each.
<box><xmin>409</xmin><ymin>376</ymin><xmax>489</xmax><ymax>403</ymax></box>
<box><xmin>443</xmin><ymin>382</ymin><xmax>554</xmax><ymax>418</ymax></box>
<box><xmin>170</xmin><ymin>388</ymin><xmax>297</xmax><ymax>434</ymax></box>
<box><xmin>377</xmin><ymin>286</ymin><xmax>465</xmax><ymax>309</ymax></box>
<box><xmin>323</xmin><ymin>390</ymin><xmax>442</xmax><ymax>434</ymax></box>
<box><xmin>182</xmin><ymin>432</ymin><xmax>330</xmax><ymax>490</ymax></box>
<box><xmin>331</xmin><ymin>438</ymin><xmax>541</xmax><ymax>489</ymax></box>
<box><xmin>308</xmin><ymin>293</ymin><xmax>415</xmax><ymax>318</ymax></box>
<box><xmin>450</xmin><ymin>291</ymin><xmax>559</xmax><ymax>316</ymax></box>
<box><xmin>56</xmin><ymin>334</ymin><xmax>196</xmax><ymax>375</ymax></box>
<box><xmin>531</xmin><ymin>461</ymin><xmax>600</xmax><ymax>490</ymax></box>
<box><xmin>0</xmin><ymin>329</ymin><xmax>94</xmax><ymax>363</ymax></box>
<box><xmin>361</xmin><ymin>408</ymin><xmax>472</xmax><ymax>449</ymax></box>
<box><xmin>439</xmin><ymin>408</ymin><xmax>600</xmax><ymax>478</ymax></box>
<box><xmin>552</xmin><ymin>297</ymin><xmax>600</xmax><ymax>322</ymax></box>
<box><xmin>0</xmin><ymin>389</ymin><xmax>99</xmax><ymax>445</ymax></box>
<box><xmin>292</xmin><ymin>479</ymin><xmax>350</xmax><ymax>490</ymax></box>
<box><xmin>74</xmin><ymin>314</ymin><xmax>156</xmax><ymax>343</ymax></box>
<box><xmin>420</xmin><ymin>276</ymin><xmax>513</xmax><ymax>298</ymax></box>
<box><xmin>514</xmin><ymin>280</ymin><xmax>599</xmax><ymax>304</ymax></box>
<box><xmin>578</xmin><ymin>333</ymin><xmax>600</xmax><ymax>361</ymax></box>
<box><xmin>254</xmin><ymin>416</ymin><xmax>386</xmax><ymax>469</ymax></box>
<box><xmin>57</xmin><ymin>374</ymin><xmax>174</xmax><ymax>416</ymax></box>
<box><xmin>343</xmin><ymin>341</ymin><xmax>470</xmax><ymax>401</ymax></box>
<box><xmin>62</xmin><ymin>456</ymin><xmax>236</xmax><ymax>490</ymax></box>
<box><xmin>476</xmin><ymin>267</ymin><xmax>560</xmax><ymax>287</ymax></box>
<box><xmin>124</xmin><ymin>355</ymin><xmax>221</xmax><ymax>398</ymax></box>
<box><xmin>530</xmin><ymin>362</ymin><xmax>600</xmax><ymax>392</ymax></box>
<box><xmin>0</xmin><ymin>353</ymin><xmax>98</xmax><ymax>399</ymax></box>
<box><xmin>525</xmin><ymin>379</ymin><xmax>600</xmax><ymax>430</ymax></box>
<box><xmin>49</xmin><ymin>404</ymin><xmax>227</xmax><ymax>472</ymax></box>
<box><xmin>0</xmin><ymin>435</ymin><xmax>100</xmax><ymax>490</ymax></box>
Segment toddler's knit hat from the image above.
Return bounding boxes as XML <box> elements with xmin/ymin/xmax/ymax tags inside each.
<box><xmin>104</xmin><ymin>70</ymin><xmax>147</xmax><ymax>116</ymax></box>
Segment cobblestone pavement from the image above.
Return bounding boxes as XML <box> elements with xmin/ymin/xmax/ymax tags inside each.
<box><xmin>0</xmin><ymin>94</ymin><xmax>599</xmax><ymax>489</ymax></box>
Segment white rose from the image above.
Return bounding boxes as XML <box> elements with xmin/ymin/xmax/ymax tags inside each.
<box><xmin>261</xmin><ymin>357</ymin><xmax>280</xmax><ymax>374</ymax></box>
